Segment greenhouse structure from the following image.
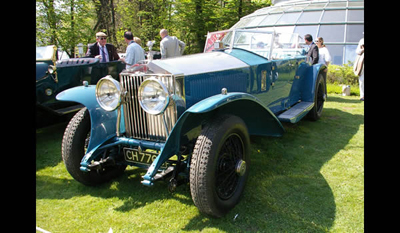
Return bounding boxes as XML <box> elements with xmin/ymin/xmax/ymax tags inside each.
<box><xmin>231</xmin><ymin>0</ymin><xmax>364</xmax><ymax>65</ymax></box>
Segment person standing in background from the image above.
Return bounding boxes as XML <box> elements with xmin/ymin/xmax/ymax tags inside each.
<box><xmin>85</xmin><ymin>32</ymin><xmax>119</xmax><ymax>62</ymax></box>
<box><xmin>315</xmin><ymin>37</ymin><xmax>331</xmax><ymax>67</ymax></box>
<box><xmin>134</xmin><ymin>37</ymin><xmax>142</xmax><ymax>46</ymax></box>
<box><xmin>119</xmin><ymin>31</ymin><xmax>145</xmax><ymax>69</ymax></box>
<box><xmin>304</xmin><ymin>34</ymin><xmax>319</xmax><ymax>65</ymax></box>
<box><xmin>354</xmin><ymin>37</ymin><xmax>364</xmax><ymax>101</ymax></box>
<box><xmin>159</xmin><ymin>29</ymin><xmax>185</xmax><ymax>59</ymax></box>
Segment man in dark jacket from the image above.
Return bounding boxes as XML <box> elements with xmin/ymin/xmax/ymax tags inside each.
<box><xmin>85</xmin><ymin>32</ymin><xmax>120</xmax><ymax>62</ymax></box>
<box><xmin>304</xmin><ymin>34</ymin><xmax>319</xmax><ymax>65</ymax></box>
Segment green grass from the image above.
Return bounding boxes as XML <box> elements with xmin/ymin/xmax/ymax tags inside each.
<box><xmin>327</xmin><ymin>83</ymin><xmax>360</xmax><ymax>96</ymax></box>
<box><xmin>36</xmin><ymin>94</ymin><xmax>364</xmax><ymax>232</ymax></box>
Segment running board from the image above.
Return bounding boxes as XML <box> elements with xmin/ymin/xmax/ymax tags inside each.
<box><xmin>277</xmin><ymin>102</ymin><xmax>314</xmax><ymax>123</ymax></box>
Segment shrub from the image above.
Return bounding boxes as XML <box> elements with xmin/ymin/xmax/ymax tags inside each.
<box><xmin>327</xmin><ymin>61</ymin><xmax>359</xmax><ymax>85</ymax></box>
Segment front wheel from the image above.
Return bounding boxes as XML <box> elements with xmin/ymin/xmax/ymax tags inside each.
<box><xmin>190</xmin><ymin>115</ymin><xmax>250</xmax><ymax>218</ymax></box>
<box><xmin>61</xmin><ymin>107</ymin><xmax>126</xmax><ymax>186</ymax></box>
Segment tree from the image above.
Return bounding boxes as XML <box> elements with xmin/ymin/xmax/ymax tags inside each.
<box><xmin>37</xmin><ymin>0</ymin><xmax>96</xmax><ymax>57</ymax></box>
<box><xmin>92</xmin><ymin>0</ymin><xmax>117</xmax><ymax>45</ymax></box>
<box><xmin>36</xmin><ymin>0</ymin><xmax>59</xmax><ymax>46</ymax></box>
<box><xmin>37</xmin><ymin>0</ymin><xmax>272</xmax><ymax>56</ymax></box>
<box><xmin>114</xmin><ymin>0</ymin><xmax>167</xmax><ymax>51</ymax></box>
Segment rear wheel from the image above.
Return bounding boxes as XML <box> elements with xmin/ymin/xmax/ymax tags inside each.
<box><xmin>61</xmin><ymin>107</ymin><xmax>126</xmax><ymax>186</ymax></box>
<box><xmin>308</xmin><ymin>73</ymin><xmax>326</xmax><ymax>121</ymax></box>
<box><xmin>190</xmin><ymin>115</ymin><xmax>250</xmax><ymax>218</ymax></box>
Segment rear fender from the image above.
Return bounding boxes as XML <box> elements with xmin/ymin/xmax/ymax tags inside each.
<box><xmin>186</xmin><ymin>92</ymin><xmax>285</xmax><ymax>137</ymax></box>
<box><xmin>301</xmin><ymin>63</ymin><xmax>327</xmax><ymax>102</ymax></box>
<box><xmin>56</xmin><ymin>85</ymin><xmax>124</xmax><ymax>152</ymax></box>
<box><xmin>142</xmin><ymin>92</ymin><xmax>284</xmax><ymax>184</ymax></box>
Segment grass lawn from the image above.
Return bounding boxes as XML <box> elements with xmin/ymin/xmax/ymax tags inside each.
<box><xmin>326</xmin><ymin>83</ymin><xmax>360</xmax><ymax>96</ymax></box>
<box><xmin>36</xmin><ymin>94</ymin><xmax>364</xmax><ymax>232</ymax></box>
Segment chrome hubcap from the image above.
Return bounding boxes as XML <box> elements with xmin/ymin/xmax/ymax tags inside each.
<box><xmin>235</xmin><ymin>160</ymin><xmax>246</xmax><ymax>177</ymax></box>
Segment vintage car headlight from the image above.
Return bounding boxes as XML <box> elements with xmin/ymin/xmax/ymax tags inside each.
<box><xmin>138</xmin><ymin>77</ymin><xmax>170</xmax><ymax>115</ymax></box>
<box><xmin>96</xmin><ymin>75</ymin><xmax>122</xmax><ymax>111</ymax></box>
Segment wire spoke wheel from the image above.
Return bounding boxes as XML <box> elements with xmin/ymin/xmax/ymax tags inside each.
<box><xmin>215</xmin><ymin>134</ymin><xmax>245</xmax><ymax>200</ymax></box>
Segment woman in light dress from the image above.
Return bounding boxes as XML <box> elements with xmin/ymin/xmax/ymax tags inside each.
<box><xmin>315</xmin><ymin>37</ymin><xmax>331</xmax><ymax>66</ymax></box>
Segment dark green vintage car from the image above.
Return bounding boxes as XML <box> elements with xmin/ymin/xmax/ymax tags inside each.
<box><xmin>36</xmin><ymin>45</ymin><xmax>125</xmax><ymax>127</ymax></box>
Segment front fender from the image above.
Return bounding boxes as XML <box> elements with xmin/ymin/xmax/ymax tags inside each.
<box><xmin>142</xmin><ymin>92</ymin><xmax>284</xmax><ymax>184</ymax></box>
<box><xmin>56</xmin><ymin>85</ymin><xmax>124</xmax><ymax>152</ymax></box>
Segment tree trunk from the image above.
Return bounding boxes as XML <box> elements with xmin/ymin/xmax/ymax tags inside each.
<box><xmin>70</xmin><ymin>0</ymin><xmax>75</xmax><ymax>58</ymax></box>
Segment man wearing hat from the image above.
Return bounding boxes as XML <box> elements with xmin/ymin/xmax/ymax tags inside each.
<box><xmin>85</xmin><ymin>32</ymin><xmax>120</xmax><ymax>62</ymax></box>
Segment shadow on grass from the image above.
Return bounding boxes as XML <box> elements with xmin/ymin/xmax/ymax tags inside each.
<box><xmin>327</xmin><ymin>95</ymin><xmax>362</xmax><ymax>104</ymax></box>
<box><xmin>182</xmin><ymin>107</ymin><xmax>363</xmax><ymax>232</ymax></box>
<box><xmin>36</xmin><ymin>168</ymin><xmax>194</xmax><ymax>209</ymax></box>
<box><xmin>36</xmin><ymin>106</ymin><xmax>363</xmax><ymax>232</ymax></box>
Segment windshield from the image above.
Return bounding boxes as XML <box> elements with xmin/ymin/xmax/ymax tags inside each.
<box><xmin>204</xmin><ymin>29</ymin><xmax>304</xmax><ymax>60</ymax></box>
<box><xmin>36</xmin><ymin>45</ymin><xmax>56</xmax><ymax>60</ymax></box>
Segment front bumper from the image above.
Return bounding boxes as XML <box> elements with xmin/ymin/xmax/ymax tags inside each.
<box><xmin>79</xmin><ymin>135</ymin><xmax>175</xmax><ymax>186</ymax></box>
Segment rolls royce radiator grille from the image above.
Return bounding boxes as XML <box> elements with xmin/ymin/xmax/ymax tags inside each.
<box><xmin>120</xmin><ymin>74</ymin><xmax>177</xmax><ymax>141</ymax></box>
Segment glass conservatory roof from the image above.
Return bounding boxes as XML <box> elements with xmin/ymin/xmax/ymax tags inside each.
<box><xmin>231</xmin><ymin>0</ymin><xmax>364</xmax><ymax>65</ymax></box>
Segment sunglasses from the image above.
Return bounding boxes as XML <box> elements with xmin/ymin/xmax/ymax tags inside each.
<box><xmin>97</xmin><ymin>37</ymin><xmax>107</xmax><ymax>40</ymax></box>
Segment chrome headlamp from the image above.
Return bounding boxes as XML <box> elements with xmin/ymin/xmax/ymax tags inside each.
<box><xmin>95</xmin><ymin>75</ymin><xmax>122</xmax><ymax>111</ymax></box>
<box><xmin>138</xmin><ymin>77</ymin><xmax>170</xmax><ymax>115</ymax></box>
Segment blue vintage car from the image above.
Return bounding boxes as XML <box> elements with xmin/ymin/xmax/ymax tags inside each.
<box><xmin>56</xmin><ymin>29</ymin><xmax>326</xmax><ymax>218</ymax></box>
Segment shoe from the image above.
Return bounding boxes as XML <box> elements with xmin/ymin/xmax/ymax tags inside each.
<box><xmin>360</xmin><ymin>97</ymin><xmax>364</xmax><ymax>101</ymax></box>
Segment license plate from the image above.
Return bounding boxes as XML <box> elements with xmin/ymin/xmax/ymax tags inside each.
<box><xmin>123</xmin><ymin>148</ymin><xmax>161</xmax><ymax>167</ymax></box>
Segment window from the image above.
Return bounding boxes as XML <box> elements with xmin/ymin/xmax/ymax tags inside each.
<box><xmin>286</xmin><ymin>4</ymin><xmax>307</xmax><ymax>12</ymax></box>
<box><xmin>294</xmin><ymin>25</ymin><xmax>319</xmax><ymax>40</ymax></box>
<box><xmin>232</xmin><ymin>17</ymin><xmax>252</xmax><ymax>29</ymax></box>
<box><xmin>304</xmin><ymin>3</ymin><xmax>327</xmax><ymax>10</ymax></box>
<box><xmin>348</xmin><ymin>1</ymin><xmax>364</xmax><ymax>8</ymax></box>
<box><xmin>347</xmin><ymin>10</ymin><xmax>364</xmax><ymax>22</ymax></box>
<box><xmin>275</xmin><ymin>12</ymin><xmax>301</xmax><ymax>25</ymax></box>
<box><xmin>325</xmin><ymin>2</ymin><xmax>347</xmax><ymax>9</ymax></box>
<box><xmin>259</xmin><ymin>14</ymin><xmax>282</xmax><ymax>26</ymax></box>
<box><xmin>321</xmin><ymin>10</ymin><xmax>346</xmax><ymax>23</ymax></box>
<box><xmin>246</xmin><ymin>15</ymin><xmax>268</xmax><ymax>27</ymax></box>
<box><xmin>344</xmin><ymin>45</ymin><xmax>358</xmax><ymax>64</ymax></box>
<box><xmin>318</xmin><ymin>25</ymin><xmax>345</xmax><ymax>42</ymax></box>
<box><xmin>325</xmin><ymin>45</ymin><xmax>343</xmax><ymax>65</ymax></box>
<box><xmin>297</xmin><ymin>11</ymin><xmax>322</xmax><ymax>23</ymax></box>
<box><xmin>346</xmin><ymin>24</ymin><xmax>364</xmax><ymax>42</ymax></box>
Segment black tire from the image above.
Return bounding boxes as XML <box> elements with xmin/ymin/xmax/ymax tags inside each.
<box><xmin>61</xmin><ymin>107</ymin><xmax>126</xmax><ymax>186</ymax></box>
<box><xmin>307</xmin><ymin>73</ymin><xmax>326</xmax><ymax>121</ymax></box>
<box><xmin>190</xmin><ymin>114</ymin><xmax>250</xmax><ymax>218</ymax></box>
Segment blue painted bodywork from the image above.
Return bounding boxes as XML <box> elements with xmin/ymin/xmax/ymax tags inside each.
<box><xmin>57</xmin><ymin>31</ymin><xmax>326</xmax><ymax>186</ymax></box>
<box><xmin>56</xmin><ymin>85</ymin><xmax>125</xmax><ymax>152</ymax></box>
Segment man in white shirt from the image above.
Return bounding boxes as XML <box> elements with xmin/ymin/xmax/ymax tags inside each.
<box><xmin>159</xmin><ymin>29</ymin><xmax>185</xmax><ymax>59</ymax></box>
<box><xmin>120</xmin><ymin>31</ymin><xmax>145</xmax><ymax>69</ymax></box>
